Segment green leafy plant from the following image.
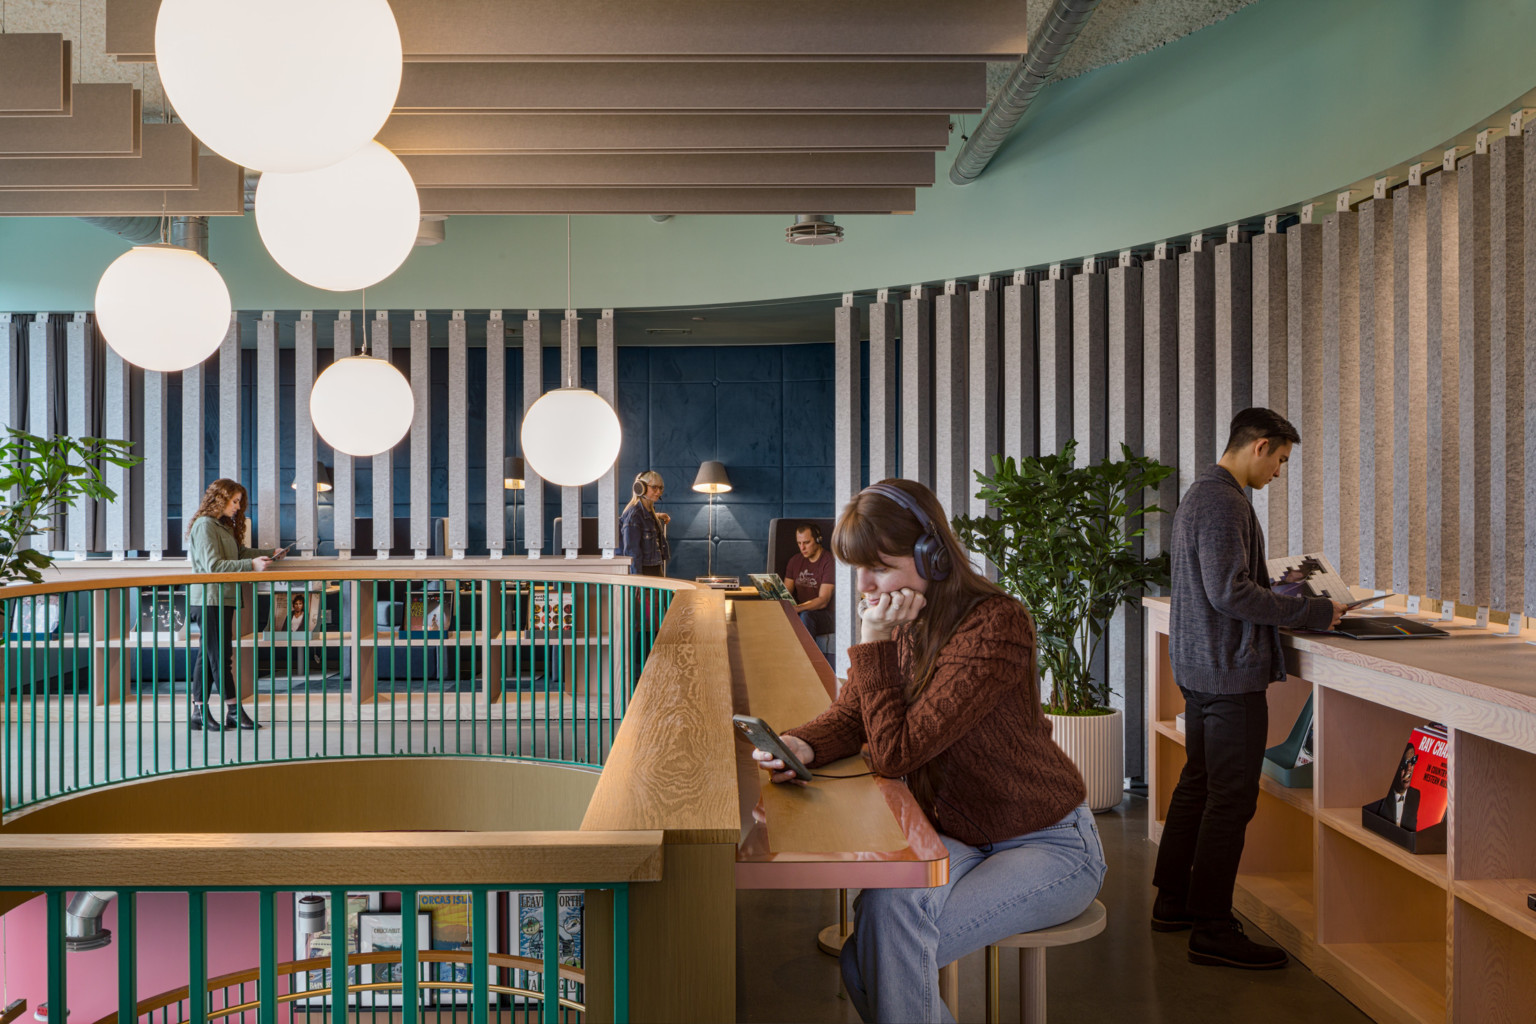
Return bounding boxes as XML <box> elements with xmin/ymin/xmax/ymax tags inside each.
<box><xmin>0</xmin><ymin>428</ymin><xmax>141</xmax><ymax>585</ymax></box>
<box><xmin>953</xmin><ymin>441</ymin><xmax>1174</xmax><ymax>715</ymax></box>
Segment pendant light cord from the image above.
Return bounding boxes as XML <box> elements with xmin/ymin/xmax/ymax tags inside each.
<box><xmin>566</xmin><ymin>214</ymin><xmax>575</xmax><ymax>388</ymax></box>
<box><xmin>359</xmin><ymin>287</ymin><xmax>368</xmax><ymax>357</ymax></box>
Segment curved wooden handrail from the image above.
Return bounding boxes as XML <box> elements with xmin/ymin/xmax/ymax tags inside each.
<box><xmin>0</xmin><ymin>563</ymin><xmax>701</xmax><ymax>599</ymax></box>
<box><xmin>90</xmin><ymin>949</ymin><xmax>586</xmax><ymax>1024</ymax></box>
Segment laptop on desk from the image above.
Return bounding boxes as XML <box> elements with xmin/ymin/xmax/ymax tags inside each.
<box><xmin>1328</xmin><ymin>616</ymin><xmax>1450</xmax><ymax>640</ymax></box>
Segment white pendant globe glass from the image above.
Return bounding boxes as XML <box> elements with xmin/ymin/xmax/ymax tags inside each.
<box><xmin>255</xmin><ymin>142</ymin><xmax>421</xmax><ymax>292</ymax></box>
<box><xmin>309</xmin><ymin>355</ymin><xmax>414</xmax><ymax>458</ymax></box>
<box><xmin>154</xmin><ymin>0</ymin><xmax>401</xmax><ymax>174</ymax></box>
<box><xmin>94</xmin><ymin>245</ymin><xmax>231</xmax><ymax>373</ymax></box>
<box><xmin>521</xmin><ymin>389</ymin><xmax>623</xmax><ymax>487</ymax></box>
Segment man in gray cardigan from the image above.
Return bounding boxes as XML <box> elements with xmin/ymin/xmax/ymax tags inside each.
<box><xmin>1151</xmin><ymin>408</ymin><xmax>1342</xmax><ymax>969</ymax></box>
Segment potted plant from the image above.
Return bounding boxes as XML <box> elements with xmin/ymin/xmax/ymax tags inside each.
<box><xmin>953</xmin><ymin>441</ymin><xmax>1172</xmax><ymax>811</ymax></box>
<box><xmin>0</xmin><ymin>427</ymin><xmax>141</xmax><ymax>585</ymax></box>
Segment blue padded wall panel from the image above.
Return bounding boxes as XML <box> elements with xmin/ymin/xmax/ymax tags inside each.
<box><xmin>716</xmin><ymin>345</ymin><xmax>781</xmax><ymax>382</ymax></box>
<box><xmin>650</xmin><ymin>347</ymin><xmax>716</xmax><ymax>383</ymax></box>
<box><xmin>716</xmin><ymin>382</ymin><xmax>782</xmax><ymax>467</ymax></box>
<box><xmin>783</xmin><ymin>377</ymin><xmax>836</xmax><ymax>467</ymax></box>
<box><xmin>648</xmin><ymin>383</ymin><xmax>717</xmax><ymax>468</ymax></box>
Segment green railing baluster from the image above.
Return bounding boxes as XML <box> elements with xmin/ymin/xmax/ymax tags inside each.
<box><xmin>258</xmin><ymin>890</ymin><xmax>277</xmax><ymax>1024</ymax></box>
<box><xmin>541</xmin><ymin>886</ymin><xmax>559</xmax><ymax>1024</ymax></box>
<box><xmin>472</xmin><ymin>888</ymin><xmax>489</xmax><ymax>1024</ymax></box>
<box><xmin>402</xmin><ymin>886</ymin><xmax>419</xmax><ymax>1024</ymax></box>
<box><xmin>46</xmin><ymin>890</ymin><xmax>66</xmax><ymax>1021</ymax></box>
<box><xmin>190</xmin><ymin>889</ymin><xmax>208</xmax><ymax>1024</ymax></box>
<box><xmin>330</xmin><ymin>887</ymin><xmax>347</xmax><ymax>1024</ymax></box>
<box><xmin>118</xmin><ymin>889</ymin><xmax>138</xmax><ymax>1023</ymax></box>
<box><xmin>613</xmin><ymin>884</ymin><xmax>629</xmax><ymax>1024</ymax></box>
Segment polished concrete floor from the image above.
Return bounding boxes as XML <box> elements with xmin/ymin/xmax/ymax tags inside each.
<box><xmin>737</xmin><ymin>792</ymin><xmax>1370</xmax><ymax>1024</ymax></box>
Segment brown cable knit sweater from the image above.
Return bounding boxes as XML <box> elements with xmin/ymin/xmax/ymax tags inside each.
<box><xmin>787</xmin><ymin>594</ymin><xmax>1086</xmax><ymax>847</ymax></box>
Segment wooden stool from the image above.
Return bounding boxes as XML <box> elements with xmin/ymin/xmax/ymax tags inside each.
<box><xmin>958</xmin><ymin>899</ymin><xmax>1107</xmax><ymax>1024</ymax></box>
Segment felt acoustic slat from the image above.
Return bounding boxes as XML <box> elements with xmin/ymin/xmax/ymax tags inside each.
<box><xmin>379</xmin><ymin>113</ymin><xmax>952</xmax><ymax>155</ymax></box>
<box><xmin>109</xmin><ymin>0</ymin><xmax>1029</xmax><ymax>61</ymax></box>
<box><xmin>0</xmin><ymin>85</ymin><xmax>139</xmax><ymax>158</ymax></box>
<box><xmin>400</xmin><ymin>151</ymin><xmax>937</xmax><ymax>188</ymax></box>
<box><xmin>0</xmin><ymin>151</ymin><xmax>240</xmax><ymax>215</ymax></box>
<box><xmin>394</xmin><ymin>61</ymin><xmax>987</xmax><ymax>113</ymax></box>
<box><xmin>0</xmin><ymin>35</ymin><xmax>69</xmax><ymax>115</ymax></box>
<box><xmin>0</xmin><ymin>123</ymin><xmax>196</xmax><ymax>190</ymax></box>
<box><xmin>417</xmin><ymin>187</ymin><xmax>917</xmax><ymax>215</ymax></box>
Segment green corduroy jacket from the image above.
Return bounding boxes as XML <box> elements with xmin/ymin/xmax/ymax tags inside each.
<box><xmin>187</xmin><ymin>515</ymin><xmax>273</xmax><ymax>608</ymax></box>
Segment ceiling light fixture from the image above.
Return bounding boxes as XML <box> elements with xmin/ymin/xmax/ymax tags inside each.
<box><xmin>785</xmin><ymin>214</ymin><xmax>844</xmax><ymax>245</ymax></box>
<box><xmin>94</xmin><ymin>241</ymin><xmax>231</xmax><ymax>373</ymax></box>
<box><xmin>519</xmin><ymin>217</ymin><xmax>623</xmax><ymax>488</ymax></box>
<box><xmin>154</xmin><ymin>0</ymin><xmax>402</xmax><ymax>174</ymax></box>
<box><xmin>310</xmin><ymin>304</ymin><xmax>414</xmax><ymax>458</ymax></box>
<box><xmin>255</xmin><ymin>142</ymin><xmax>421</xmax><ymax>292</ymax></box>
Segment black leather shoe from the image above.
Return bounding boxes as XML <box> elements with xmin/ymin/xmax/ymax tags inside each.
<box><xmin>1150</xmin><ymin>891</ymin><xmax>1196</xmax><ymax>932</ymax></box>
<box><xmin>224</xmin><ymin>705</ymin><xmax>261</xmax><ymax>730</ymax></box>
<box><xmin>1188</xmin><ymin>918</ymin><xmax>1288</xmax><ymax>969</ymax></box>
<box><xmin>189</xmin><ymin>703</ymin><xmax>222</xmax><ymax>732</ymax></box>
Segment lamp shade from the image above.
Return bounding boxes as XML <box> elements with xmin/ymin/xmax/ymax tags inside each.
<box><xmin>290</xmin><ymin>462</ymin><xmax>334</xmax><ymax>492</ymax></box>
<box><xmin>520</xmin><ymin>388</ymin><xmax>622</xmax><ymax>487</ymax></box>
<box><xmin>255</xmin><ymin>142</ymin><xmax>420</xmax><ymax>292</ymax></box>
<box><xmin>309</xmin><ymin>355</ymin><xmax>414</xmax><ymax>457</ymax></box>
<box><xmin>94</xmin><ymin>244</ymin><xmax>231</xmax><ymax>372</ymax></box>
<box><xmin>504</xmin><ymin>456</ymin><xmax>526</xmax><ymax>490</ymax></box>
<box><xmin>295</xmin><ymin>894</ymin><xmax>326</xmax><ymax>936</ymax></box>
<box><xmin>692</xmin><ymin>461</ymin><xmax>732</xmax><ymax>494</ymax></box>
<box><xmin>154</xmin><ymin>0</ymin><xmax>402</xmax><ymax>174</ymax></box>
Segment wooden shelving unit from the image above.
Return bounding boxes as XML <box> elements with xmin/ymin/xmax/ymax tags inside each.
<box><xmin>1144</xmin><ymin>597</ymin><xmax>1536</xmax><ymax>1024</ymax></box>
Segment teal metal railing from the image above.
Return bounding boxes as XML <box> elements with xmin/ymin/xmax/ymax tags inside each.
<box><xmin>15</xmin><ymin>882</ymin><xmax>629</xmax><ymax>1024</ymax></box>
<box><xmin>0</xmin><ymin>571</ymin><xmax>678</xmax><ymax>816</ymax></box>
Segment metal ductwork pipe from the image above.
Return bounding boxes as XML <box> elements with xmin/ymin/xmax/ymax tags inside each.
<box><xmin>64</xmin><ymin>890</ymin><xmax>117</xmax><ymax>951</ymax></box>
<box><xmin>78</xmin><ymin>216</ymin><xmax>210</xmax><ymax>258</ymax></box>
<box><xmin>949</xmin><ymin>0</ymin><xmax>1103</xmax><ymax>185</ymax></box>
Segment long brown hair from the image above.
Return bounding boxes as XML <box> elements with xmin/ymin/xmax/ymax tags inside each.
<box><xmin>188</xmin><ymin>478</ymin><xmax>249</xmax><ymax>545</ymax></box>
<box><xmin>831</xmin><ymin>478</ymin><xmax>1008</xmax><ymax>700</ymax></box>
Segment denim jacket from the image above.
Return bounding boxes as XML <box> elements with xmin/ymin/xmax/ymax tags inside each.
<box><xmin>618</xmin><ymin>502</ymin><xmax>668</xmax><ymax>574</ymax></box>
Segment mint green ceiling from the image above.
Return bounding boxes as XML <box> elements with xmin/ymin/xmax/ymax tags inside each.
<box><xmin>2</xmin><ymin>0</ymin><xmax>1533</xmax><ymax>314</ymax></box>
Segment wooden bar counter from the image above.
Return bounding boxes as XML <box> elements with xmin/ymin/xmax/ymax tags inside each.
<box><xmin>1143</xmin><ymin>596</ymin><xmax>1536</xmax><ymax>1024</ymax></box>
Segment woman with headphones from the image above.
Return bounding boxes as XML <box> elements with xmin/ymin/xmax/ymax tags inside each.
<box><xmin>618</xmin><ymin>470</ymin><xmax>670</xmax><ymax>576</ymax></box>
<box><xmin>750</xmin><ymin>478</ymin><xmax>1106</xmax><ymax>1023</ymax></box>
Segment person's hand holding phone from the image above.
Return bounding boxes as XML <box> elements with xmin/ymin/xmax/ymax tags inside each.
<box><xmin>252</xmin><ymin>556</ymin><xmax>273</xmax><ymax>572</ymax></box>
<box><xmin>273</xmin><ymin>545</ymin><xmax>291</xmax><ymax>560</ymax></box>
<box><xmin>751</xmin><ymin>732</ymin><xmax>815</xmax><ymax>787</ymax></box>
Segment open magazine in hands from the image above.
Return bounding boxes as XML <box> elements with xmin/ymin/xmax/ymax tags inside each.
<box><xmin>1268</xmin><ymin>552</ymin><xmax>1393</xmax><ymax>615</ymax></box>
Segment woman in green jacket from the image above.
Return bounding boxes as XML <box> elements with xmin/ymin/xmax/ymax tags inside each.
<box><xmin>187</xmin><ymin>478</ymin><xmax>282</xmax><ymax>731</ymax></box>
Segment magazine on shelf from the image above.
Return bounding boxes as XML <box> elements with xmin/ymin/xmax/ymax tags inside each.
<box><xmin>516</xmin><ymin>890</ymin><xmax>584</xmax><ymax>1004</ymax></box>
<box><xmin>267</xmin><ymin>591</ymin><xmax>324</xmax><ymax>638</ymax></box>
<box><xmin>133</xmin><ymin>591</ymin><xmax>197</xmax><ymax>640</ymax></box>
<box><xmin>529</xmin><ymin>586</ymin><xmax>576</xmax><ymax>636</ymax></box>
<box><xmin>1377</xmin><ymin>723</ymin><xmax>1450</xmax><ymax>832</ymax></box>
<box><xmin>416</xmin><ymin>891</ymin><xmax>498</xmax><ymax>1004</ymax></box>
<box><xmin>358</xmin><ymin>911</ymin><xmax>432</xmax><ymax>1007</ymax></box>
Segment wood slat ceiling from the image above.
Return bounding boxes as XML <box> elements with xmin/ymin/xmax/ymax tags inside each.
<box><xmin>0</xmin><ymin>35</ymin><xmax>71</xmax><ymax>115</ymax></box>
<box><xmin>7</xmin><ymin>1</ymin><xmax>1021</xmax><ymax>215</ymax></box>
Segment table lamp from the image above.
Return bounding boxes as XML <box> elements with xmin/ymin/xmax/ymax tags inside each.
<box><xmin>505</xmin><ymin>456</ymin><xmax>526</xmax><ymax>551</ymax></box>
<box><xmin>693</xmin><ymin>460</ymin><xmax>734</xmax><ymax>585</ymax></box>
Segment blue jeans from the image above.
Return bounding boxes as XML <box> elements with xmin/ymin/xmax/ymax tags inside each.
<box><xmin>842</xmin><ymin>802</ymin><xmax>1106</xmax><ymax>1023</ymax></box>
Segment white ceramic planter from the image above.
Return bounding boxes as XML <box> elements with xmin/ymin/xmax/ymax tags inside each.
<box><xmin>1046</xmin><ymin>708</ymin><xmax>1125</xmax><ymax>812</ymax></box>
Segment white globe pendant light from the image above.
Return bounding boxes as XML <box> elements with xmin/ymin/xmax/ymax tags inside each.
<box><xmin>310</xmin><ymin>350</ymin><xmax>414</xmax><ymax>458</ymax></box>
<box><xmin>94</xmin><ymin>244</ymin><xmax>232</xmax><ymax>373</ymax></box>
<box><xmin>255</xmin><ymin>142</ymin><xmax>421</xmax><ymax>292</ymax></box>
<box><xmin>521</xmin><ymin>388</ymin><xmax>622</xmax><ymax>487</ymax></box>
<box><xmin>154</xmin><ymin>0</ymin><xmax>402</xmax><ymax>174</ymax></box>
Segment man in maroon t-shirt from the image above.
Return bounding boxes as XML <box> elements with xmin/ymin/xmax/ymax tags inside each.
<box><xmin>783</xmin><ymin>524</ymin><xmax>835</xmax><ymax>636</ymax></box>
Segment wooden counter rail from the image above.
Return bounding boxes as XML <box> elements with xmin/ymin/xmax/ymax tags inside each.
<box><xmin>0</xmin><ymin>830</ymin><xmax>664</xmax><ymax>888</ymax></box>
<box><xmin>1143</xmin><ymin>596</ymin><xmax>1536</xmax><ymax>1024</ymax></box>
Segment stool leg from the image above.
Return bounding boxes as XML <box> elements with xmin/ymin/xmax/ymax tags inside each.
<box><xmin>939</xmin><ymin>960</ymin><xmax>960</xmax><ymax>1020</ymax></box>
<box><xmin>1019</xmin><ymin>948</ymin><xmax>1046</xmax><ymax>1024</ymax></box>
<box><xmin>985</xmin><ymin>945</ymin><xmax>1000</xmax><ymax>1024</ymax></box>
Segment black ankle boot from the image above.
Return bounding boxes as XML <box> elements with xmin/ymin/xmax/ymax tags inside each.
<box><xmin>1188</xmin><ymin>917</ymin><xmax>1288</xmax><ymax>969</ymax></box>
<box><xmin>1150</xmin><ymin>890</ymin><xmax>1196</xmax><ymax>932</ymax></box>
<box><xmin>190</xmin><ymin>703</ymin><xmax>223</xmax><ymax>732</ymax></box>
<box><xmin>224</xmin><ymin>704</ymin><xmax>260</xmax><ymax>730</ymax></box>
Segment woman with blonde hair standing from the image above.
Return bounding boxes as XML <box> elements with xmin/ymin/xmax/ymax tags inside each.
<box><xmin>186</xmin><ymin>478</ymin><xmax>283</xmax><ymax>731</ymax></box>
<box><xmin>618</xmin><ymin>470</ymin><xmax>670</xmax><ymax>576</ymax></box>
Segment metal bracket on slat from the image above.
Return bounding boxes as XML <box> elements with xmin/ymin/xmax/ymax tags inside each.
<box><xmin>842</xmin><ymin>292</ymin><xmax>854</xmax><ymax>306</ymax></box>
<box><xmin>1501</xmin><ymin>614</ymin><xmax>1523</xmax><ymax>637</ymax></box>
<box><xmin>1082</xmin><ymin>257</ymin><xmax>1096</xmax><ymax>274</ymax></box>
<box><xmin>909</xmin><ymin>283</ymin><xmax>929</xmax><ymax>300</ymax></box>
<box><xmin>415</xmin><ymin>310</ymin><xmax>428</xmax><ymax>321</ymax></box>
<box><xmin>1264</xmin><ymin>215</ymin><xmax>1279</xmax><ymax>234</ymax></box>
<box><xmin>1189</xmin><ymin>233</ymin><xmax>1207</xmax><ymax>253</ymax></box>
<box><xmin>1373</xmin><ymin>177</ymin><xmax>1391</xmax><ymax>200</ymax></box>
<box><xmin>451</xmin><ymin>310</ymin><xmax>464</xmax><ymax>322</ymax></box>
<box><xmin>1475</xmin><ymin>606</ymin><xmax>1490</xmax><ymax>629</ymax></box>
<box><xmin>1512</xmin><ymin>109</ymin><xmax>1535</xmax><ymax>136</ymax></box>
<box><xmin>877</xmin><ymin>288</ymin><xmax>892</xmax><ymax>304</ymax></box>
<box><xmin>1335</xmin><ymin>190</ymin><xmax>1355</xmax><ymax>213</ymax></box>
<box><xmin>338</xmin><ymin>310</ymin><xmax>351</xmax><ymax>321</ymax></box>
<box><xmin>1476</xmin><ymin>128</ymin><xmax>1498</xmax><ymax>154</ymax></box>
<box><xmin>300</xmin><ymin>310</ymin><xmax>313</xmax><ymax>322</ymax></box>
<box><xmin>1118</xmin><ymin>250</ymin><xmax>1135</xmax><ymax>268</ymax></box>
<box><xmin>1440</xmin><ymin>599</ymin><xmax>1456</xmax><ymax>622</ymax></box>
<box><xmin>1154</xmin><ymin>242</ymin><xmax>1170</xmax><ymax>260</ymax></box>
<box><xmin>1301</xmin><ymin>204</ymin><xmax>1316</xmax><ymax>225</ymax></box>
<box><xmin>1011</xmin><ymin>271</ymin><xmax>1028</xmax><ymax>288</ymax></box>
<box><xmin>1408</xmin><ymin>163</ymin><xmax>1427</xmax><ymax>187</ymax></box>
<box><xmin>262</xmin><ymin>310</ymin><xmax>274</xmax><ymax>322</ymax></box>
<box><xmin>1226</xmin><ymin>225</ymin><xmax>1246</xmax><ymax>244</ymax></box>
<box><xmin>377</xmin><ymin>309</ymin><xmax>389</xmax><ymax>321</ymax></box>
<box><xmin>1405</xmin><ymin>596</ymin><xmax>1421</xmax><ymax>614</ymax></box>
<box><xmin>1443</xmin><ymin>145</ymin><xmax>1468</xmax><ymax>171</ymax></box>
<box><xmin>1048</xmin><ymin>263</ymin><xmax>1064</xmax><ymax>281</ymax></box>
<box><xmin>944</xmin><ymin>279</ymin><xmax>966</xmax><ymax>296</ymax></box>
<box><xmin>977</xmin><ymin>274</ymin><xmax>993</xmax><ymax>291</ymax></box>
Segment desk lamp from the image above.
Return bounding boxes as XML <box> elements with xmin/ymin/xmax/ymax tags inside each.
<box><xmin>504</xmin><ymin>456</ymin><xmax>526</xmax><ymax>551</ymax></box>
<box><xmin>693</xmin><ymin>460</ymin><xmax>735</xmax><ymax>587</ymax></box>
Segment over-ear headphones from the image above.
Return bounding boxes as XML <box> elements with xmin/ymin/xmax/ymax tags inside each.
<box><xmin>632</xmin><ymin>474</ymin><xmax>649</xmax><ymax>498</ymax></box>
<box><xmin>860</xmin><ymin>483</ymin><xmax>952</xmax><ymax>581</ymax></box>
<box><xmin>799</xmin><ymin>522</ymin><xmax>823</xmax><ymax>545</ymax></box>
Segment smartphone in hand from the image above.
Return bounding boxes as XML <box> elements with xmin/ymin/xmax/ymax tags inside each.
<box><xmin>273</xmin><ymin>545</ymin><xmax>291</xmax><ymax>559</ymax></box>
<box><xmin>732</xmin><ymin>714</ymin><xmax>813</xmax><ymax>781</ymax></box>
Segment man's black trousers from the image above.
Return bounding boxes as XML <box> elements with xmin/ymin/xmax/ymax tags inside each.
<box><xmin>1152</xmin><ymin>687</ymin><xmax>1269</xmax><ymax>921</ymax></box>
